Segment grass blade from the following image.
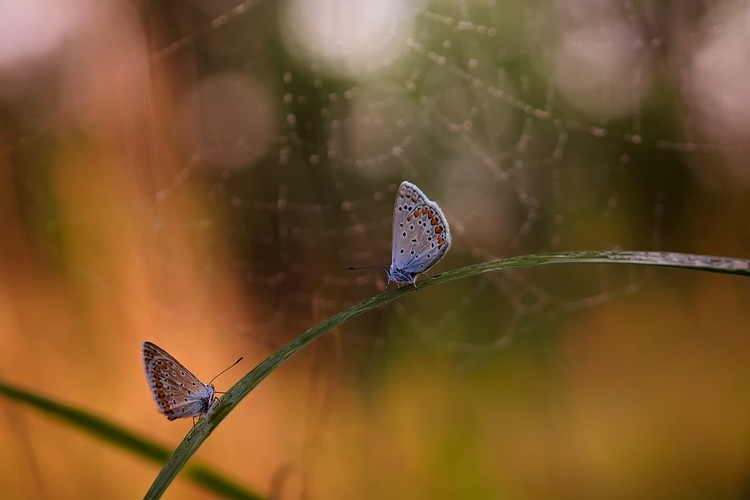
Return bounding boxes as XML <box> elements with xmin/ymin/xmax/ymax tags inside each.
<box><xmin>145</xmin><ymin>250</ymin><xmax>750</xmax><ymax>498</ymax></box>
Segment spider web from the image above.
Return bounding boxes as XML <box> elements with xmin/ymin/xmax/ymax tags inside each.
<box><xmin>3</xmin><ymin>1</ymin><xmax>746</xmax><ymax>355</ymax></box>
<box><xmin>5</xmin><ymin>0</ymin><xmax>750</xmax><ymax>497</ymax></box>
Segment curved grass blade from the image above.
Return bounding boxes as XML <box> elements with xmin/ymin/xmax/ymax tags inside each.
<box><xmin>0</xmin><ymin>381</ymin><xmax>262</xmax><ymax>500</ymax></box>
<box><xmin>146</xmin><ymin>250</ymin><xmax>750</xmax><ymax>499</ymax></box>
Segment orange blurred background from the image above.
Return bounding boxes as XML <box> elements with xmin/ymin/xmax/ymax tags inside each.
<box><xmin>1</xmin><ymin>1</ymin><xmax>750</xmax><ymax>499</ymax></box>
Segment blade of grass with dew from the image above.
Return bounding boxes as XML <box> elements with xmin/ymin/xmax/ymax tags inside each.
<box><xmin>0</xmin><ymin>381</ymin><xmax>263</xmax><ymax>500</ymax></box>
<box><xmin>143</xmin><ymin>250</ymin><xmax>750</xmax><ymax>499</ymax></box>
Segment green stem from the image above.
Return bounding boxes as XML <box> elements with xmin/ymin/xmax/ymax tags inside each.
<box><xmin>146</xmin><ymin>250</ymin><xmax>750</xmax><ymax>498</ymax></box>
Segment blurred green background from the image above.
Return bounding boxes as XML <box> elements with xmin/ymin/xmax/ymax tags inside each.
<box><xmin>1</xmin><ymin>0</ymin><xmax>750</xmax><ymax>498</ymax></box>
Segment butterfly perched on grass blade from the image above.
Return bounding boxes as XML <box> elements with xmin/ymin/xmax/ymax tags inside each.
<box><xmin>141</xmin><ymin>341</ymin><xmax>241</xmax><ymax>423</ymax></box>
<box><xmin>349</xmin><ymin>181</ymin><xmax>452</xmax><ymax>288</ymax></box>
<box><xmin>387</xmin><ymin>181</ymin><xmax>452</xmax><ymax>286</ymax></box>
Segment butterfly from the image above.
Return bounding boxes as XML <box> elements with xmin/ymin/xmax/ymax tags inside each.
<box><xmin>388</xmin><ymin>181</ymin><xmax>452</xmax><ymax>286</ymax></box>
<box><xmin>141</xmin><ymin>341</ymin><xmax>241</xmax><ymax>422</ymax></box>
<box><xmin>350</xmin><ymin>181</ymin><xmax>452</xmax><ymax>287</ymax></box>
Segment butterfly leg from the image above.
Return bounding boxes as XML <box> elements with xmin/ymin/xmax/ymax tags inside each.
<box><xmin>214</xmin><ymin>395</ymin><xmax>229</xmax><ymax>408</ymax></box>
<box><xmin>186</xmin><ymin>415</ymin><xmax>197</xmax><ymax>440</ymax></box>
<box><xmin>385</xmin><ymin>272</ymin><xmax>394</xmax><ymax>291</ymax></box>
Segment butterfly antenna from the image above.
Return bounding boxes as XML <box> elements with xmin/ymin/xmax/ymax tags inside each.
<box><xmin>209</xmin><ymin>357</ymin><xmax>243</xmax><ymax>385</ymax></box>
<box><xmin>347</xmin><ymin>264</ymin><xmax>389</xmax><ymax>270</ymax></box>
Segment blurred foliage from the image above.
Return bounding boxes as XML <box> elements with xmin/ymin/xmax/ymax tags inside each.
<box><xmin>1</xmin><ymin>0</ymin><xmax>750</xmax><ymax>498</ymax></box>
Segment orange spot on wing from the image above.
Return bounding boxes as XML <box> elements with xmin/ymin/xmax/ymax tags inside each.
<box><xmin>431</xmin><ymin>217</ymin><xmax>438</xmax><ymax>225</ymax></box>
<box><xmin>435</xmin><ymin>226</ymin><xmax>444</xmax><ymax>234</ymax></box>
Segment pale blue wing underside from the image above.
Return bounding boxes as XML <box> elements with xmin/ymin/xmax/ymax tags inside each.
<box><xmin>389</xmin><ymin>181</ymin><xmax>452</xmax><ymax>284</ymax></box>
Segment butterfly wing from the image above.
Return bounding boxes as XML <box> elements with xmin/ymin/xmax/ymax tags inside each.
<box><xmin>142</xmin><ymin>341</ymin><xmax>215</xmax><ymax>421</ymax></box>
<box><xmin>391</xmin><ymin>182</ymin><xmax>451</xmax><ymax>281</ymax></box>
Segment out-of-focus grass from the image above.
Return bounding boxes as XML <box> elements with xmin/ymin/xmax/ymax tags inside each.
<box><xmin>0</xmin><ymin>381</ymin><xmax>262</xmax><ymax>500</ymax></box>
